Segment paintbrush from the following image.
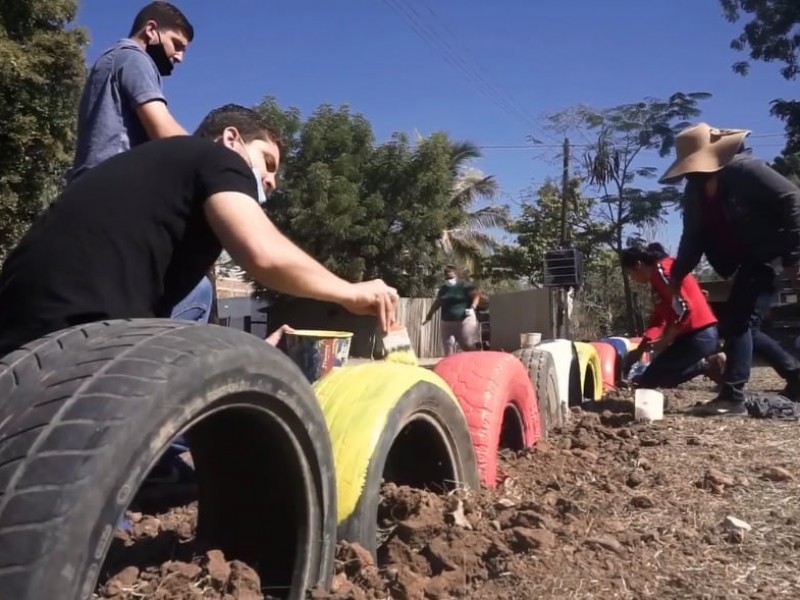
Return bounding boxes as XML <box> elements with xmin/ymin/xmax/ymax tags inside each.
<box><xmin>382</xmin><ymin>323</ymin><xmax>418</xmax><ymax>366</ymax></box>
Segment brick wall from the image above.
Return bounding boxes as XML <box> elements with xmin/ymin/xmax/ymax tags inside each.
<box><xmin>216</xmin><ymin>277</ymin><xmax>253</xmax><ymax>299</ymax></box>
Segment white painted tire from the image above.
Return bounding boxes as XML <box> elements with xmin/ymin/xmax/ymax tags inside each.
<box><xmin>535</xmin><ymin>339</ymin><xmax>575</xmax><ymax>423</ymax></box>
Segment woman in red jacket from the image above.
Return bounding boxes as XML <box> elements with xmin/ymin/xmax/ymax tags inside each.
<box><xmin>621</xmin><ymin>243</ymin><xmax>725</xmax><ymax>388</ymax></box>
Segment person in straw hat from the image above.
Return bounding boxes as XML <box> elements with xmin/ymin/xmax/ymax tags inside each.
<box><xmin>662</xmin><ymin>122</ymin><xmax>800</xmax><ymax>417</ymax></box>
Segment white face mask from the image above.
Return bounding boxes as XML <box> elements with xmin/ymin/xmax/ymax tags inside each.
<box><xmin>238</xmin><ymin>136</ymin><xmax>267</xmax><ymax>205</ymax></box>
<box><xmin>446</xmin><ymin>277</ymin><xmax>457</xmax><ymax>285</ymax></box>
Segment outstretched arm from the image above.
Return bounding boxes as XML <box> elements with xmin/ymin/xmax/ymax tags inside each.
<box><xmin>204</xmin><ymin>190</ymin><xmax>398</xmax><ymax>331</ymax></box>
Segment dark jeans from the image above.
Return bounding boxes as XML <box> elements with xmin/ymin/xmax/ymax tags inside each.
<box><xmin>720</xmin><ymin>262</ymin><xmax>800</xmax><ymax>401</ymax></box>
<box><xmin>634</xmin><ymin>324</ymin><xmax>719</xmax><ymax>389</ymax></box>
<box><xmin>752</xmin><ymin>324</ymin><xmax>800</xmax><ymax>381</ymax></box>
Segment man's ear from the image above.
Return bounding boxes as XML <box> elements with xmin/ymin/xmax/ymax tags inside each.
<box><xmin>143</xmin><ymin>20</ymin><xmax>159</xmax><ymax>44</ymax></box>
<box><xmin>221</xmin><ymin>127</ymin><xmax>241</xmax><ymax>150</ymax></box>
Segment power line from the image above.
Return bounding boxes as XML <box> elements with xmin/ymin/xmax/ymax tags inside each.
<box><xmin>381</xmin><ymin>0</ymin><xmax>558</xmax><ymax>144</ymax></box>
<box><xmin>415</xmin><ymin>0</ymin><xmax>557</xmax><ymax>145</ymax></box>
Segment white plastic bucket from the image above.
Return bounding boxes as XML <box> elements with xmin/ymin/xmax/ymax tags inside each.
<box><xmin>520</xmin><ymin>332</ymin><xmax>542</xmax><ymax>348</ymax></box>
<box><xmin>634</xmin><ymin>388</ymin><xmax>664</xmax><ymax>421</ymax></box>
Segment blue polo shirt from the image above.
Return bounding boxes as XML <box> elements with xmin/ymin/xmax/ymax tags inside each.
<box><xmin>68</xmin><ymin>38</ymin><xmax>165</xmax><ymax>182</ymax></box>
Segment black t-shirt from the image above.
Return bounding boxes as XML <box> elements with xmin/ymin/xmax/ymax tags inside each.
<box><xmin>0</xmin><ymin>136</ymin><xmax>258</xmax><ymax>356</ymax></box>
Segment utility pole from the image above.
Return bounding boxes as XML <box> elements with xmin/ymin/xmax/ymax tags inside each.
<box><xmin>560</xmin><ymin>137</ymin><xmax>570</xmax><ymax>245</ymax></box>
<box><xmin>557</xmin><ymin>137</ymin><xmax>571</xmax><ymax>339</ymax></box>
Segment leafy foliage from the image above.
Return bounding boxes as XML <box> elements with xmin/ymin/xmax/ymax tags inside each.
<box><xmin>486</xmin><ymin>178</ymin><xmax>597</xmax><ymax>286</ymax></box>
<box><xmin>721</xmin><ymin>0</ymin><xmax>800</xmax><ymax>79</ymax></box>
<box><xmin>720</xmin><ymin>1</ymin><xmax>800</xmax><ymax>169</ymax></box>
<box><xmin>0</xmin><ymin>0</ymin><xmax>88</xmax><ymax>259</ymax></box>
<box><xmin>251</xmin><ymin>97</ymin><xmax>503</xmax><ymax>298</ymax></box>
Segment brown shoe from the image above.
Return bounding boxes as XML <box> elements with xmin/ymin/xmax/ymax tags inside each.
<box><xmin>704</xmin><ymin>352</ymin><xmax>726</xmax><ymax>384</ymax></box>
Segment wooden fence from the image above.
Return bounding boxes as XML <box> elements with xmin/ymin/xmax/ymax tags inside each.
<box><xmin>396</xmin><ymin>298</ymin><xmax>443</xmax><ymax>358</ymax></box>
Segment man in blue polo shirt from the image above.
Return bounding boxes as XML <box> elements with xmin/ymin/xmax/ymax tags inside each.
<box><xmin>69</xmin><ymin>2</ymin><xmax>213</xmax><ymax>325</ymax></box>
<box><xmin>69</xmin><ymin>1</ymin><xmax>193</xmax><ymax>181</ymax></box>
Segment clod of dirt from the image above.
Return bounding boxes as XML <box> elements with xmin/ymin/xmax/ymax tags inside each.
<box><xmin>584</xmin><ymin>535</ymin><xmax>625</xmax><ymax>555</ymax></box>
<box><xmin>205</xmin><ymin>549</ymin><xmax>231</xmax><ymax>587</ymax></box>
<box><xmin>572</xmin><ymin>448</ymin><xmax>599</xmax><ymax>462</ymax></box>
<box><xmin>508</xmin><ymin>527</ymin><xmax>556</xmax><ymax>551</ymax></box>
<box><xmin>97</xmin><ymin>551</ymin><xmax>262</xmax><ymax>600</ymax></box>
<box><xmin>699</xmin><ymin>468</ymin><xmax>736</xmax><ymax>493</ymax></box>
<box><xmin>760</xmin><ymin>466</ymin><xmax>794</xmax><ymax>482</ymax></box>
<box><xmin>630</xmin><ymin>495</ymin><xmax>656</xmax><ymax>509</ymax></box>
<box><xmin>626</xmin><ymin>469</ymin><xmax>646</xmax><ymax>488</ymax></box>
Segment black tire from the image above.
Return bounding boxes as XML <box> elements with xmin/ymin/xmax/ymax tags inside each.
<box><xmin>0</xmin><ymin>319</ymin><xmax>336</xmax><ymax>600</ymax></box>
<box><xmin>513</xmin><ymin>348</ymin><xmax>562</xmax><ymax>433</ymax></box>
<box><xmin>0</xmin><ymin>320</ymin><xmax>124</xmax><ymax>405</ymax></box>
<box><xmin>336</xmin><ymin>381</ymin><xmax>479</xmax><ymax>557</ymax></box>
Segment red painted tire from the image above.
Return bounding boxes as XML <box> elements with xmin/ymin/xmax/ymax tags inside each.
<box><xmin>434</xmin><ymin>351</ymin><xmax>540</xmax><ymax>487</ymax></box>
<box><xmin>591</xmin><ymin>341</ymin><xmax>620</xmax><ymax>391</ymax></box>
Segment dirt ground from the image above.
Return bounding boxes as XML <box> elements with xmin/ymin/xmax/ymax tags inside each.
<box><xmin>94</xmin><ymin>367</ymin><xmax>800</xmax><ymax>600</ymax></box>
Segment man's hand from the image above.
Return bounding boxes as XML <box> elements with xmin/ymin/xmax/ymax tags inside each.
<box><xmin>340</xmin><ymin>279</ymin><xmax>399</xmax><ymax>333</ymax></box>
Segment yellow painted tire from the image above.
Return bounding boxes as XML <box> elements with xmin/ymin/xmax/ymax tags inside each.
<box><xmin>313</xmin><ymin>362</ymin><xmax>480</xmax><ymax>556</ymax></box>
<box><xmin>573</xmin><ymin>341</ymin><xmax>603</xmax><ymax>401</ymax></box>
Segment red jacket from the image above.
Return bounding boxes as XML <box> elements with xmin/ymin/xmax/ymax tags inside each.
<box><xmin>642</xmin><ymin>257</ymin><xmax>717</xmax><ymax>342</ymax></box>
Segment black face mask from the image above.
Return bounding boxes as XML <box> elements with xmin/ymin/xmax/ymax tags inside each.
<box><xmin>145</xmin><ymin>31</ymin><xmax>174</xmax><ymax>77</ymax></box>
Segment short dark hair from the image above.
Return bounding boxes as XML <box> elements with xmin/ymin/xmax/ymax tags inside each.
<box><xmin>129</xmin><ymin>2</ymin><xmax>194</xmax><ymax>41</ymax></box>
<box><xmin>194</xmin><ymin>104</ymin><xmax>283</xmax><ymax>153</ymax></box>
<box><xmin>619</xmin><ymin>242</ymin><xmax>669</xmax><ymax>269</ymax></box>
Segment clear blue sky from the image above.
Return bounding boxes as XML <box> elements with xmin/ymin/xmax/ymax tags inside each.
<box><xmin>76</xmin><ymin>0</ymin><xmax>795</xmax><ymax>250</ymax></box>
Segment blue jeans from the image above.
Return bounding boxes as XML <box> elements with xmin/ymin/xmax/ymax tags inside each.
<box><xmin>634</xmin><ymin>325</ymin><xmax>719</xmax><ymax>388</ymax></box>
<box><xmin>751</xmin><ymin>318</ymin><xmax>800</xmax><ymax>382</ymax></box>
<box><xmin>167</xmin><ymin>276</ymin><xmax>214</xmax><ymax>452</ymax></box>
<box><xmin>170</xmin><ymin>276</ymin><xmax>214</xmax><ymax>323</ymax></box>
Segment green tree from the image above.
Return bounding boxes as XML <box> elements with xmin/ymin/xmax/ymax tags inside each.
<box><xmin>721</xmin><ymin>0</ymin><xmax>800</xmax><ymax>79</ymax></box>
<box><xmin>250</xmin><ymin>98</ymin><xmax>491</xmax><ymax>298</ymax></box>
<box><xmin>721</xmin><ymin>1</ymin><xmax>800</xmax><ymax>162</ymax></box>
<box><xmin>547</xmin><ymin>92</ymin><xmax>711</xmax><ymax>331</ymax></box>
<box><xmin>773</xmin><ymin>151</ymin><xmax>800</xmax><ymax>185</ymax></box>
<box><xmin>0</xmin><ymin>0</ymin><xmax>88</xmax><ymax>259</ymax></box>
<box><xmin>487</xmin><ymin>177</ymin><xmax>596</xmax><ymax>286</ymax></box>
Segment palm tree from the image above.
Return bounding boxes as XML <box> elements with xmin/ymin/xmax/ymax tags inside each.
<box><xmin>439</xmin><ymin>141</ymin><xmax>508</xmax><ymax>272</ymax></box>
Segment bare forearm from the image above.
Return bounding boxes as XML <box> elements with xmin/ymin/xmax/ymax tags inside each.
<box><xmin>137</xmin><ymin>102</ymin><xmax>189</xmax><ymax>140</ymax></box>
<box><xmin>246</xmin><ymin>226</ymin><xmax>352</xmax><ymax>304</ymax></box>
<box><xmin>425</xmin><ymin>300</ymin><xmax>440</xmax><ymax>321</ymax></box>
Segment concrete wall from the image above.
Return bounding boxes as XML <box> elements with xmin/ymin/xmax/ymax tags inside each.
<box><xmin>488</xmin><ymin>288</ymin><xmax>553</xmax><ymax>352</ymax></box>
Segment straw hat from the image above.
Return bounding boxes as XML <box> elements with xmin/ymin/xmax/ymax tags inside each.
<box><xmin>658</xmin><ymin>122</ymin><xmax>751</xmax><ymax>185</ymax></box>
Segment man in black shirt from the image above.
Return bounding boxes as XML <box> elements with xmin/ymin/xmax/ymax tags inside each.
<box><xmin>0</xmin><ymin>104</ymin><xmax>399</xmax><ymax>357</ymax></box>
